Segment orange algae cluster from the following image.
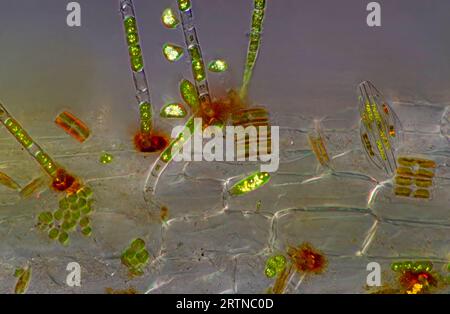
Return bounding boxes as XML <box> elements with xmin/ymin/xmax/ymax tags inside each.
<box><xmin>197</xmin><ymin>89</ymin><xmax>245</xmax><ymax>127</ymax></box>
<box><xmin>288</xmin><ymin>242</ymin><xmax>327</xmax><ymax>274</ymax></box>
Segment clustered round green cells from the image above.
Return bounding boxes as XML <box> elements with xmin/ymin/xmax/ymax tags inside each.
<box><xmin>121</xmin><ymin>238</ymin><xmax>151</xmax><ymax>277</ymax></box>
<box><xmin>100</xmin><ymin>152</ymin><xmax>114</xmax><ymax>164</ymax></box>
<box><xmin>123</xmin><ymin>16</ymin><xmax>144</xmax><ymax>72</ymax></box>
<box><xmin>161</xmin><ymin>8</ymin><xmax>179</xmax><ymax>29</ymax></box>
<box><xmin>391</xmin><ymin>261</ymin><xmax>434</xmax><ymax>273</ymax></box>
<box><xmin>162</xmin><ymin>43</ymin><xmax>184</xmax><ymax>62</ymax></box>
<box><xmin>207</xmin><ymin>59</ymin><xmax>228</xmax><ymax>73</ymax></box>
<box><xmin>264</xmin><ymin>255</ymin><xmax>287</xmax><ymax>278</ymax></box>
<box><xmin>37</xmin><ymin>185</ymin><xmax>94</xmax><ymax>246</ymax></box>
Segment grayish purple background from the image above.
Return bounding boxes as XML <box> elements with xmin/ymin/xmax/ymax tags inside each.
<box><xmin>1</xmin><ymin>0</ymin><xmax>450</xmax><ymax>134</ymax></box>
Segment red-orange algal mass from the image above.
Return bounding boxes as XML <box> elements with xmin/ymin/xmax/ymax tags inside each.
<box><xmin>51</xmin><ymin>168</ymin><xmax>77</xmax><ymax>192</ymax></box>
<box><xmin>399</xmin><ymin>270</ymin><xmax>438</xmax><ymax>291</ymax></box>
<box><xmin>197</xmin><ymin>90</ymin><xmax>245</xmax><ymax>127</ymax></box>
<box><xmin>134</xmin><ymin>132</ymin><xmax>168</xmax><ymax>153</ymax></box>
<box><xmin>288</xmin><ymin>243</ymin><xmax>327</xmax><ymax>274</ymax></box>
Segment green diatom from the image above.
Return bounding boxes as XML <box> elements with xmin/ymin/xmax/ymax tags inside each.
<box><xmin>38</xmin><ymin>212</ymin><xmax>53</xmax><ymax>225</ymax></box>
<box><xmin>160</xmin><ymin>103</ymin><xmax>187</xmax><ymax>119</ymax></box>
<box><xmin>131</xmin><ymin>55</ymin><xmax>144</xmax><ymax>72</ymax></box>
<box><xmin>177</xmin><ymin>0</ymin><xmax>191</xmax><ymax>11</ymax></box>
<box><xmin>131</xmin><ymin>238</ymin><xmax>146</xmax><ymax>252</ymax></box>
<box><xmin>48</xmin><ymin>228</ymin><xmax>59</xmax><ymax>240</ymax></box>
<box><xmin>58</xmin><ymin>231</ymin><xmax>69</xmax><ymax>246</ymax></box>
<box><xmin>208</xmin><ymin>59</ymin><xmax>228</xmax><ymax>73</ymax></box>
<box><xmin>100</xmin><ymin>152</ymin><xmax>114</xmax><ymax>164</ymax></box>
<box><xmin>136</xmin><ymin>250</ymin><xmax>149</xmax><ymax>264</ymax></box>
<box><xmin>161</xmin><ymin>8</ymin><xmax>179</xmax><ymax>28</ymax></box>
<box><xmin>229</xmin><ymin>172</ymin><xmax>271</xmax><ymax>196</ymax></box>
<box><xmin>162</xmin><ymin>43</ymin><xmax>184</xmax><ymax>62</ymax></box>
<box><xmin>179</xmin><ymin>79</ymin><xmax>199</xmax><ymax>111</ymax></box>
<box><xmin>81</xmin><ymin>226</ymin><xmax>92</xmax><ymax>237</ymax></box>
<box><xmin>128</xmin><ymin>44</ymin><xmax>141</xmax><ymax>57</ymax></box>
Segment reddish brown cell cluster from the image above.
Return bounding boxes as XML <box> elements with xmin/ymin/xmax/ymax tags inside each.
<box><xmin>197</xmin><ymin>89</ymin><xmax>245</xmax><ymax>127</ymax></box>
<box><xmin>51</xmin><ymin>168</ymin><xmax>77</xmax><ymax>192</ymax></box>
<box><xmin>399</xmin><ymin>270</ymin><xmax>438</xmax><ymax>292</ymax></box>
<box><xmin>288</xmin><ymin>242</ymin><xmax>327</xmax><ymax>274</ymax></box>
<box><xmin>134</xmin><ymin>132</ymin><xmax>168</xmax><ymax>153</ymax></box>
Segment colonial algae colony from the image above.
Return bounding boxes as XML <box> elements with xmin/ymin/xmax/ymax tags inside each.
<box><xmin>0</xmin><ymin>0</ymin><xmax>449</xmax><ymax>294</ymax></box>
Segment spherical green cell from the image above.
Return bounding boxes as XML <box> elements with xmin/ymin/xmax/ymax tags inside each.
<box><xmin>71</xmin><ymin>210</ymin><xmax>81</xmax><ymax>221</ymax></box>
<box><xmin>128</xmin><ymin>44</ymin><xmax>141</xmax><ymax>58</ymax></box>
<box><xmin>70</xmin><ymin>202</ymin><xmax>79</xmax><ymax>210</ymax></box>
<box><xmin>48</xmin><ymin>228</ymin><xmax>59</xmax><ymax>240</ymax></box>
<box><xmin>81</xmin><ymin>226</ymin><xmax>92</xmax><ymax>237</ymax></box>
<box><xmin>136</xmin><ymin>250</ymin><xmax>150</xmax><ymax>265</ymax></box>
<box><xmin>131</xmin><ymin>238</ymin><xmax>146</xmax><ymax>252</ymax></box>
<box><xmin>80</xmin><ymin>186</ymin><xmax>93</xmax><ymax>199</ymax></box>
<box><xmin>161</xmin><ymin>8</ymin><xmax>179</xmax><ymax>29</ymax></box>
<box><xmin>100</xmin><ymin>152</ymin><xmax>114</xmax><ymax>164</ymax></box>
<box><xmin>38</xmin><ymin>212</ymin><xmax>53</xmax><ymax>225</ymax></box>
<box><xmin>264</xmin><ymin>266</ymin><xmax>276</xmax><ymax>278</ymax></box>
<box><xmin>208</xmin><ymin>59</ymin><xmax>228</xmax><ymax>73</ymax></box>
<box><xmin>53</xmin><ymin>209</ymin><xmax>64</xmax><ymax>221</ymax></box>
<box><xmin>391</xmin><ymin>262</ymin><xmax>402</xmax><ymax>272</ymax></box>
<box><xmin>64</xmin><ymin>211</ymin><xmax>71</xmax><ymax>220</ymax></box>
<box><xmin>58</xmin><ymin>231</ymin><xmax>69</xmax><ymax>246</ymax></box>
<box><xmin>162</xmin><ymin>43</ymin><xmax>184</xmax><ymax>62</ymax></box>
<box><xmin>62</xmin><ymin>220</ymin><xmax>76</xmax><ymax>232</ymax></box>
<box><xmin>81</xmin><ymin>205</ymin><xmax>92</xmax><ymax>215</ymax></box>
<box><xmin>79</xmin><ymin>217</ymin><xmax>90</xmax><ymax>228</ymax></box>
<box><xmin>67</xmin><ymin>194</ymin><xmax>77</xmax><ymax>204</ymax></box>
<box><xmin>403</xmin><ymin>261</ymin><xmax>413</xmax><ymax>271</ymax></box>
<box><xmin>77</xmin><ymin>198</ymin><xmax>87</xmax><ymax>209</ymax></box>
<box><xmin>131</xmin><ymin>55</ymin><xmax>144</xmax><ymax>72</ymax></box>
<box><xmin>177</xmin><ymin>0</ymin><xmax>191</xmax><ymax>11</ymax></box>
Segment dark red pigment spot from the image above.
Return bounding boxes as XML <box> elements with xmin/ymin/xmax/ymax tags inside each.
<box><xmin>288</xmin><ymin>242</ymin><xmax>327</xmax><ymax>274</ymax></box>
<box><xmin>134</xmin><ymin>132</ymin><xmax>168</xmax><ymax>153</ymax></box>
<box><xmin>399</xmin><ymin>270</ymin><xmax>438</xmax><ymax>291</ymax></box>
<box><xmin>52</xmin><ymin>168</ymin><xmax>76</xmax><ymax>192</ymax></box>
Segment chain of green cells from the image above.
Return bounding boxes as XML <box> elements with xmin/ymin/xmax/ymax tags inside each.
<box><xmin>240</xmin><ymin>0</ymin><xmax>267</xmax><ymax>100</ymax></box>
<box><xmin>0</xmin><ymin>102</ymin><xmax>59</xmax><ymax>178</ymax></box>
<box><xmin>120</xmin><ymin>0</ymin><xmax>153</xmax><ymax>134</ymax></box>
<box><xmin>144</xmin><ymin>0</ymin><xmax>210</xmax><ymax>197</ymax></box>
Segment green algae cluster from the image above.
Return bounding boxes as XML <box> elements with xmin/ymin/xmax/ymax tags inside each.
<box><xmin>264</xmin><ymin>255</ymin><xmax>286</xmax><ymax>278</ymax></box>
<box><xmin>121</xmin><ymin>238</ymin><xmax>150</xmax><ymax>277</ymax></box>
<box><xmin>37</xmin><ymin>185</ymin><xmax>94</xmax><ymax>246</ymax></box>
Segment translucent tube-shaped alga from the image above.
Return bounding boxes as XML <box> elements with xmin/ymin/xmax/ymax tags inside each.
<box><xmin>0</xmin><ymin>103</ymin><xmax>77</xmax><ymax>192</ymax></box>
<box><xmin>240</xmin><ymin>0</ymin><xmax>267</xmax><ymax>100</ymax></box>
<box><xmin>120</xmin><ymin>0</ymin><xmax>153</xmax><ymax>135</ymax></box>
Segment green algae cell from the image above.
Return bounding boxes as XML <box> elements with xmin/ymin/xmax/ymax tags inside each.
<box><xmin>48</xmin><ymin>228</ymin><xmax>59</xmax><ymax>240</ymax></box>
<box><xmin>177</xmin><ymin>0</ymin><xmax>191</xmax><ymax>11</ymax></box>
<box><xmin>162</xmin><ymin>43</ymin><xmax>184</xmax><ymax>62</ymax></box>
<box><xmin>131</xmin><ymin>55</ymin><xmax>144</xmax><ymax>72</ymax></box>
<box><xmin>160</xmin><ymin>103</ymin><xmax>187</xmax><ymax>119</ymax></box>
<box><xmin>208</xmin><ymin>59</ymin><xmax>228</xmax><ymax>73</ymax></box>
<box><xmin>136</xmin><ymin>250</ymin><xmax>150</xmax><ymax>264</ymax></box>
<box><xmin>58</xmin><ymin>231</ymin><xmax>69</xmax><ymax>246</ymax></box>
<box><xmin>81</xmin><ymin>226</ymin><xmax>92</xmax><ymax>237</ymax></box>
<box><xmin>38</xmin><ymin>212</ymin><xmax>53</xmax><ymax>225</ymax></box>
<box><xmin>229</xmin><ymin>172</ymin><xmax>271</xmax><ymax>196</ymax></box>
<box><xmin>161</xmin><ymin>8</ymin><xmax>179</xmax><ymax>28</ymax></box>
<box><xmin>180</xmin><ymin>79</ymin><xmax>199</xmax><ymax>111</ymax></box>
<box><xmin>131</xmin><ymin>238</ymin><xmax>146</xmax><ymax>252</ymax></box>
<box><xmin>100</xmin><ymin>152</ymin><xmax>114</xmax><ymax>164</ymax></box>
<box><xmin>128</xmin><ymin>44</ymin><xmax>141</xmax><ymax>57</ymax></box>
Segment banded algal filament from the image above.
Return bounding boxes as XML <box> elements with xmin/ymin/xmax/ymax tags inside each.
<box><xmin>358</xmin><ymin>81</ymin><xmax>402</xmax><ymax>176</ymax></box>
<box><xmin>120</xmin><ymin>0</ymin><xmax>153</xmax><ymax>135</ymax></box>
<box><xmin>240</xmin><ymin>0</ymin><xmax>267</xmax><ymax>100</ymax></box>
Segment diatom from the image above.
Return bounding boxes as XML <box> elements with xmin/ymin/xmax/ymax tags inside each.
<box><xmin>55</xmin><ymin>111</ymin><xmax>90</xmax><ymax>143</ymax></box>
<box><xmin>229</xmin><ymin>171</ymin><xmax>271</xmax><ymax>196</ymax></box>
